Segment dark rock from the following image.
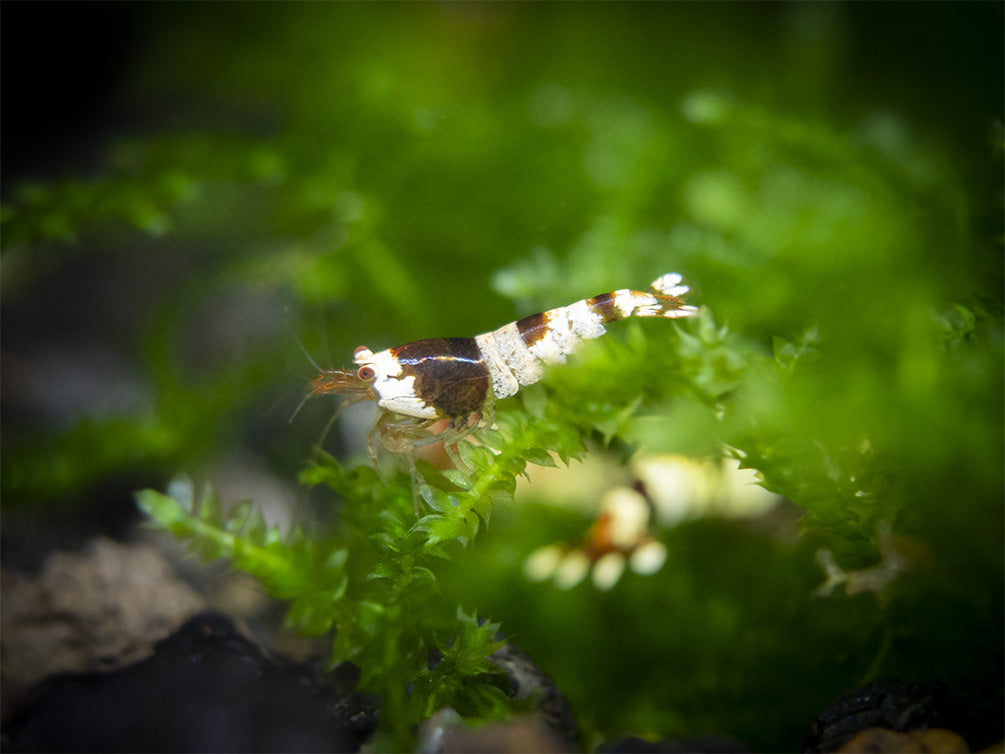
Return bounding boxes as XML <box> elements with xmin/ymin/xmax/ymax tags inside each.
<box><xmin>491</xmin><ymin>640</ymin><xmax>577</xmax><ymax>746</ymax></box>
<box><xmin>2</xmin><ymin>612</ymin><xmax>375</xmax><ymax>753</ymax></box>
<box><xmin>803</xmin><ymin>680</ymin><xmax>947</xmax><ymax>753</ymax></box>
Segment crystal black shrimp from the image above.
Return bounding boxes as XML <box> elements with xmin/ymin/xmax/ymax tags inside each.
<box><xmin>310</xmin><ymin>273</ymin><xmax>697</xmax><ymax>464</ymax></box>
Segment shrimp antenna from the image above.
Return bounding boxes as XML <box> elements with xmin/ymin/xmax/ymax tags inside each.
<box><xmin>285</xmin><ymin>320</ymin><xmax>324</xmax><ymax>372</ymax></box>
<box><xmin>285</xmin><ymin>319</ymin><xmax>324</xmax><ymax>424</ymax></box>
<box><xmin>312</xmin><ymin>399</ymin><xmax>351</xmax><ymax>458</ymax></box>
<box><xmin>288</xmin><ymin>387</ymin><xmax>315</xmax><ymax>425</ymax></box>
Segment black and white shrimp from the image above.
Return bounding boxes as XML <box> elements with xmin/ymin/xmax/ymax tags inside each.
<box><xmin>311</xmin><ymin>273</ymin><xmax>697</xmax><ymax>462</ymax></box>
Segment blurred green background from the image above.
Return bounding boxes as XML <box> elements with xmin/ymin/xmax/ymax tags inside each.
<box><xmin>2</xmin><ymin>3</ymin><xmax>1002</xmax><ymax>750</ymax></box>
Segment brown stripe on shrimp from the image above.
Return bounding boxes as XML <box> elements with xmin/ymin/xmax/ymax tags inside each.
<box><xmin>515</xmin><ymin>311</ymin><xmax>549</xmax><ymax>346</ymax></box>
<box><xmin>586</xmin><ymin>291</ymin><xmax>621</xmax><ymax>323</ymax></box>
<box><xmin>389</xmin><ymin>337</ymin><xmax>490</xmax><ymax>419</ymax></box>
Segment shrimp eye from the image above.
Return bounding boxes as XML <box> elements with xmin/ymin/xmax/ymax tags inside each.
<box><xmin>357</xmin><ymin>365</ymin><xmax>376</xmax><ymax>381</ymax></box>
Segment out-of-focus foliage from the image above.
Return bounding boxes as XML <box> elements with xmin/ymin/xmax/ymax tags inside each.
<box><xmin>3</xmin><ymin>4</ymin><xmax>1002</xmax><ymax>751</ymax></box>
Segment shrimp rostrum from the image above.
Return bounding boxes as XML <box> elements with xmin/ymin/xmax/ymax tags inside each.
<box><xmin>311</xmin><ymin>273</ymin><xmax>698</xmax><ymax>464</ymax></box>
